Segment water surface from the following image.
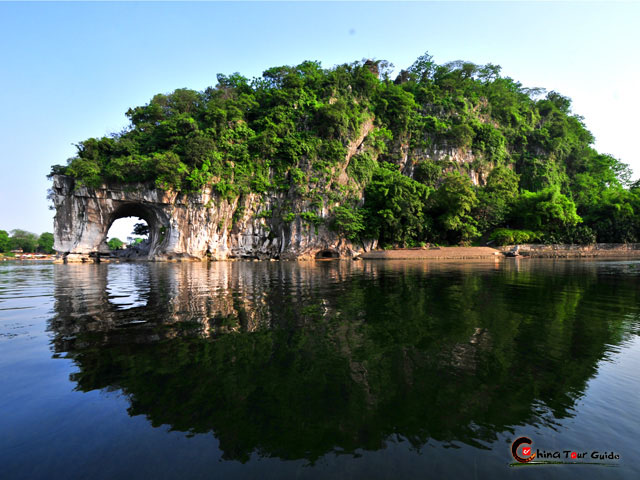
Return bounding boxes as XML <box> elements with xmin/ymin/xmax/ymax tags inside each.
<box><xmin>1</xmin><ymin>259</ymin><xmax>639</xmax><ymax>479</ymax></box>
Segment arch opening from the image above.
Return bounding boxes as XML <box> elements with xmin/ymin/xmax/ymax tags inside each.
<box><xmin>107</xmin><ymin>217</ymin><xmax>149</xmax><ymax>256</ymax></box>
<box><xmin>315</xmin><ymin>249</ymin><xmax>340</xmax><ymax>260</ymax></box>
<box><xmin>104</xmin><ymin>204</ymin><xmax>164</xmax><ymax>259</ymax></box>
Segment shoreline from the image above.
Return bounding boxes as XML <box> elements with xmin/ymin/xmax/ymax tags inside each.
<box><xmin>360</xmin><ymin>243</ymin><xmax>640</xmax><ymax>260</ymax></box>
<box><xmin>5</xmin><ymin>244</ymin><xmax>640</xmax><ymax>263</ymax></box>
<box><xmin>360</xmin><ymin>247</ymin><xmax>502</xmax><ymax>260</ymax></box>
<box><xmin>1</xmin><ymin>255</ymin><xmax>56</xmax><ymax>262</ymax></box>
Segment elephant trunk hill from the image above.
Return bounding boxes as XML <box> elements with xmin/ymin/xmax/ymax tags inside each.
<box><xmin>49</xmin><ymin>54</ymin><xmax>640</xmax><ymax>262</ymax></box>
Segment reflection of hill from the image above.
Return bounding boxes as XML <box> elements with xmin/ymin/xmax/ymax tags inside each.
<box><xmin>48</xmin><ymin>260</ymin><xmax>640</xmax><ymax>463</ymax></box>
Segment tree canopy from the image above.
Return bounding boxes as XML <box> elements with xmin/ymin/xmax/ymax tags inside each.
<box><xmin>9</xmin><ymin>229</ymin><xmax>38</xmax><ymax>252</ymax></box>
<box><xmin>132</xmin><ymin>222</ymin><xmax>149</xmax><ymax>236</ymax></box>
<box><xmin>107</xmin><ymin>238</ymin><xmax>124</xmax><ymax>250</ymax></box>
<box><xmin>37</xmin><ymin>232</ymin><xmax>55</xmax><ymax>254</ymax></box>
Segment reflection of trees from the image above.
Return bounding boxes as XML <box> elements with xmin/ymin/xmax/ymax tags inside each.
<box><xmin>48</xmin><ymin>260</ymin><xmax>640</xmax><ymax>463</ymax></box>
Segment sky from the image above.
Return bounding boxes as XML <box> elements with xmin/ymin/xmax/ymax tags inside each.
<box><xmin>1</xmin><ymin>1</ymin><xmax>639</xmax><ymax>239</ymax></box>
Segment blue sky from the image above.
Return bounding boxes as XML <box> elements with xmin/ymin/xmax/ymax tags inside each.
<box><xmin>1</xmin><ymin>1</ymin><xmax>639</xmax><ymax>238</ymax></box>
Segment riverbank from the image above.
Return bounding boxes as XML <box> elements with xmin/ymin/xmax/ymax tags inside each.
<box><xmin>360</xmin><ymin>247</ymin><xmax>502</xmax><ymax>260</ymax></box>
<box><xmin>1</xmin><ymin>254</ymin><xmax>56</xmax><ymax>261</ymax></box>
<box><xmin>359</xmin><ymin>243</ymin><xmax>640</xmax><ymax>260</ymax></box>
<box><xmin>42</xmin><ymin>243</ymin><xmax>640</xmax><ymax>263</ymax></box>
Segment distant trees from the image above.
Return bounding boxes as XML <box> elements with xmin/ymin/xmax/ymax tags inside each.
<box><xmin>9</xmin><ymin>229</ymin><xmax>38</xmax><ymax>252</ymax></box>
<box><xmin>0</xmin><ymin>230</ymin><xmax>10</xmax><ymax>253</ymax></box>
<box><xmin>0</xmin><ymin>230</ymin><xmax>55</xmax><ymax>253</ymax></box>
<box><xmin>132</xmin><ymin>223</ymin><xmax>149</xmax><ymax>236</ymax></box>
<box><xmin>107</xmin><ymin>238</ymin><xmax>124</xmax><ymax>250</ymax></box>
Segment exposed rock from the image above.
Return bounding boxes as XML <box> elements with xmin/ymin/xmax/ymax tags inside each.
<box><xmin>51</xmin><ymin>174</ymin><xmax>371</xmax><ymax>262</ymax></box>
<box><xmin>401</xmin><ymin>145</ymin><xmax>491</xmax><ymax>187</ymax></box>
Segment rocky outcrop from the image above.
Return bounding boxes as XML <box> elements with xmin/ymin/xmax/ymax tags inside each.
<box><xmin>51</xmin><ymin>174</ymin><xmax>372</xmax><ymax>262</ymax></box>
<box><xmin>50</xmin><ymin>114</ymin><xmax>497</xmax><ymax>263</ymax></box>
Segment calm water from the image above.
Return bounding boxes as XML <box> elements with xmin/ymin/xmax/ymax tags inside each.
<box><xmin>1</xmin><ymin>259</ymin><xmax>639</xmax><ymax>479</ymax></box>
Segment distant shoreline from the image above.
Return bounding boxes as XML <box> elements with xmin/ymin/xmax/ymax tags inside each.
<box><xmin>1</xmin><ymin>255</ymin><xmax>56</xmax><ymax>262</ymax></box>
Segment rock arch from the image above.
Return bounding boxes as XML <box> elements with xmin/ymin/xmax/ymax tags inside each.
<box><xmin>50</xmin><ymin>174</ymin><xmax>371</xmax><ymax>262</ymax></box>
<box><xmin>51</xmin><ymin>176</ymin><xmax>176</xmax><ymax>263</ymax></box>
<box><xmin>105</xmin><ymin>203</ymin><xmax>169</xmax><ymax>259</ymax></box>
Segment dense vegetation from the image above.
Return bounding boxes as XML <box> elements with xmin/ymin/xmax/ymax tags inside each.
<box><xmin>50</xmin><ymin>53</ymin><xmax>640</xmax><ymax>246</ymax></box>
<box><xmin>0</xmin><ymin>229</ymin><xmax>54</xmax><ymax>254</ymax></box>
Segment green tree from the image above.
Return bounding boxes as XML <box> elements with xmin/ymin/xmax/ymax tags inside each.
<box><xmin>331</xmin><ymin>206</ymin><xmax>365</xmax><ymax>242</ymax></box>
<box><xmin>475</xmin><ymin>166</ymin><xmax>519</xmax><ymax>235</ymax></box>
<box><xmin>10</xmin><ymin>229</ymin><xmax>38</xmax><ymax>252</ymax></box>
<box><xmin>107</xmin><ymin>238</ymin><xmax>124</xmax><ymax>250</ymax></box>
<box><xmin>581</xmin><ymin>188</ymin><xmax>639</xmax><ymax>243</ymax></box>
<box><xmin>407</xmin><ymin>51</ymin><xmax>436</xmax><ymax>83</ymax></box>
<box><xmin>512</xmin><ymin>187</ymin><xmax>581</xmax><ymax>234</ymax></box>
<box><xmin>37</xmin><ymin>232</ymin><xmax>55</xmax><ymax>254</ymax></box>
<box><xmin>362</xmin><ymin>164</ymin><xmax>432</xmax><ymax>246</ymax></box>
<box><xmin>413</xmin><ymin>160</ymin><xmax>441</xmax><ymax>188</ymax></box>
<box><xmin>429</xmin><ymin>172</ymin><xmax>479</xmax><ymax>244</ymax></box>
<box><xmin>132</xmin><ymin>222</ymin><xmax>149</xmax><ymax>236</ymax></box>
<box><xmin>0</xmin><ymin>230</ymin><xmax>10</xmax><ymax>253</ymax></box>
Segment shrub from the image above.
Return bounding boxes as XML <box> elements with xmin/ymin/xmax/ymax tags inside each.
<box><xmin>490</xmin><ymin>228</ymin><xmax>542</xmax><ymax>246</ymax></box>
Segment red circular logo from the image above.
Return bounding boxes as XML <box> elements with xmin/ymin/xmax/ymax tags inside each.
<box><xmin>511</xmin><ymin>437</ymin><xmax>537</xmax><ymax>463</ymax></box>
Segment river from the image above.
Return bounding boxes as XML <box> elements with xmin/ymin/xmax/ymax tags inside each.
<box><xmin>1</xmin><ymin>259</ymin><xmax>639</xmax><ymax>479</ymax></box>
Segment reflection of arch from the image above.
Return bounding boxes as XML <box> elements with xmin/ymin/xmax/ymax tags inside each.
<box><xmin>105</xmin><ymin>203</ymin><xmax>169</xmax><ymax>259</ymax></box>
<box><xmin>315</xmin><ymin>249</ymin><xmax>340</xmax><ymax>259</ymax></box>
<box><xmin>106</xmin><ymin>263</ymin><xmax>151</xmax><ymax>310</ymax></box>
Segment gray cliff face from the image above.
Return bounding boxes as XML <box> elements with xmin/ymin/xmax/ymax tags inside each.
<box><xmin>51</xmin><ymin>174</ymin><xmax>372</xmax><ymax>262</ymax></box>
<box><xmin>399</xmin><ymin>144</ymin><xmax>491</xmax><ymax>187</ymax></box>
